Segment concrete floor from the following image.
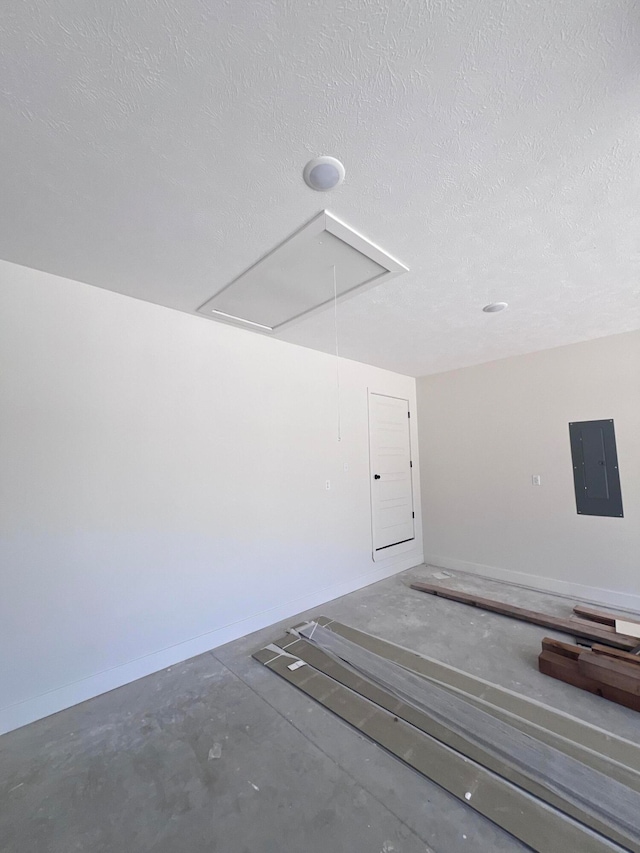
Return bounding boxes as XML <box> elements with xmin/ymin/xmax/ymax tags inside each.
<box><xmin>2</xmin><ymin>567</ymin><xmax>640</xmax><ymax>853</ymax></box>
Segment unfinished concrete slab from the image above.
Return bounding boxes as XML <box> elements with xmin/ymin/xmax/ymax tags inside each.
<box><xmin>2</xmin><ymin>566</ymin><xmax>639</xmax><ymax>853</ymax></box>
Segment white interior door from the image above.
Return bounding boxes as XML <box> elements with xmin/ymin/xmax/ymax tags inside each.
<box><xmin>369</xmin><ymin>393</ymin><xmax>415</xmax><ymax>552</ymax></box>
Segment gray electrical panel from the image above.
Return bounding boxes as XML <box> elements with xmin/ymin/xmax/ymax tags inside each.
<box><xmin>569</xmin><ymin>420</ymin><xmax>623</xmax><ymax>517</ymax></box>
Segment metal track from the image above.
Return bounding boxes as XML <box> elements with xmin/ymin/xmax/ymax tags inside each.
<box><xmin>254</xmin><ymin>644</ymin><xmax>627</xmax><ymax>853</ymax></box>
<box><xmin>309</xmin><ymin>617</ymin><xmax>640</xmax><ymax>773</ymax></box>
<box><xmin>292</xmin><ymin>624</ymin><xmax>640</xmax><ymax>851</ymax></box>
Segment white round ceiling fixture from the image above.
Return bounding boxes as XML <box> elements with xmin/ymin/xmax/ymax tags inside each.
<box><xmin>303</xmin><ymin>156</ymin><xmax>345</xmax><ymax>191</ymax></box>
<box><xmin>482</xmin><ymin>302</ymin><xmax>508</xmax><ymax>313</ymax></box>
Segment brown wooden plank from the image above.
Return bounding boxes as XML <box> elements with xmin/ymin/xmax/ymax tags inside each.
<box><xmin>538</xmin><ymin>650</ymin><xmax>640</xmax><ymax>712</ymax></box>
<box><xmin>591</xmin><ymin>644</ymin><xmax>640</xmax><ymax>666</ymax></box>
<box><xmin>572</xmin><ymin>605</ymin><xmax>617</xmax><ymax>627</ymax></box>
<box><xmin>569</xmin><ymin>615</ymin><xmax>616</xmax><ymax>633</ymax></box>
<box><xmin>540</xmin><ymin>637</ymin><xmax>581</xmax><ymax>661</ymax></box>
<box><xmin>539</xmin><ymin>650</ymin><xmax>603</xmax><ymax>693</ymax></box>
<box><xmin>579</xmin><ymin>652</ymin><xmax>640</xmax><ymax>697</ymax></box>
<box><xmin>410</xmin><ymin>582</ymin><xmax>639</xmax><ymax>650</ymax></box>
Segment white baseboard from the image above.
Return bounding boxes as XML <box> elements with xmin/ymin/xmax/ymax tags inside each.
<box><xmin>424</xmin><ymin>554</ymin><xmax>640</xmax><ymax>613</ymax></box>
<box><xmin>0</xmin><ymin>551</ymin><xmax>422</xmax><ymax>737</ymax></box>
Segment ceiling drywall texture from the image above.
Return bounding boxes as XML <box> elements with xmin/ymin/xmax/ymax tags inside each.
<box><xmin>1</xmin><ymin>0</ymin><xmax>639</xmax><ymax>376</ymax></box>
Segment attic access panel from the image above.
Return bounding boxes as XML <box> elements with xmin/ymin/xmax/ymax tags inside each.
<box><xmin>569</xmin><ymin>419</ymin><xmax>623</xmax><ymax>517</ymax></box>
<box><xmin>197</xmin><ymin>211</ymin><xmax>408</xmax><ymax>333</ymax></box>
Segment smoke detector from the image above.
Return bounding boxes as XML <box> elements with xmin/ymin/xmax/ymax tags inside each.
<box><xmin>303</xmin><ymin>157</ymin><xmax>345</xmax><ymax>191</ymax></box>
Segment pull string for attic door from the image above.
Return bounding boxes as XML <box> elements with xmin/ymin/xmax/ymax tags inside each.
<box><xmin>333</xmin><ymin>264</ymin><xmax>342</xmax><ymax>443</ymax></box>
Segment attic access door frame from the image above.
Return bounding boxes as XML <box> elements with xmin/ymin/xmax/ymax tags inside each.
<box><xmin>197</xmin><ymin>211</ymin><xmax>408</xmax><ymax>334</ymax></box>
<box><xmin>368</xmin><ymin>392</ymin><xmax>415</xmax><ymax>560</ymax></box>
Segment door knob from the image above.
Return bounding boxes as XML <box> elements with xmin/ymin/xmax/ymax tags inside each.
<box><xmin>374</xmin><ymin>474</ymin><xmax>381</xmax><ymax>480</ymax></box>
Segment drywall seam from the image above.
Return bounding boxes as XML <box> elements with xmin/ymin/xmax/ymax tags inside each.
<box><xmin>424</xmin><ymin>555</ymin><xmax>640</xmax><ymax>612</ymax></box>
<box><xmin>0</xmin><ymin>552</ymin><xmax>422</xmax><ymax>736</ymax></box>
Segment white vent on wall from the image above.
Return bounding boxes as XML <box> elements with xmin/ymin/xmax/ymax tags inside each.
<box><xmin>197</xmin><ymin>211</ymin><xmax>408</xmax><ymax>333</ymax></box>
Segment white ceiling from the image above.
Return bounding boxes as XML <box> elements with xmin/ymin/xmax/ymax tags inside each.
<box><xmin>1</xmin><ymin>0</ymin><xmax>639</xmax><ymax>376</ymax></box>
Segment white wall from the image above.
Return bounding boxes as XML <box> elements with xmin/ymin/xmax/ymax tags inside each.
<box><xmin>417</xmin><ymin>330</ymin><xmax>640</xmax><ymax>608</ymax></box>
<box><xmin>0</xmin><ymin>261</ymin><xmax>422</xmax><ymax>735</ymax></box>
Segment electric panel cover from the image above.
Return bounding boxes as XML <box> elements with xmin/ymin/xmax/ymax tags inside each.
<box><xmin>569</xmin><ymin>419</ymin><xmax>623</xmax><ymax>517</ymax></box>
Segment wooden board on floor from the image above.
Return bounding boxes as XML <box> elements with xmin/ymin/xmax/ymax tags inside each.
<box><xmin>542</xmin><ymin>638</ymin><xmax>640</xmax><ymax>670</ymax></box>
<box><xmin>591</xmin><ymin>644</ymin><xmax>640</xmax><ymax>666</ymax></box>
<box><xmin>409</xmin><ymin>582</ymin><xmax>640</xmax><ymax>650</ymax></box>
<box><xmin>573</xmin><ymin>605</ymin><xmax>618</xmax><ymax>627</ymax></box>
<box><xmin>541</xmin><ymin>638</ymin><xmax>582</xmax><ymax>660</ymax></box>
<box><xmin>570</xmin><ymin>615</ymin><xmax>616</xmax><ymax>633</ymax></box>
<box><xmin>573</xmin><ymin>607</ymin><xmax>640</xmax><ymax>640</ymax></box>
<box><xmin>539</xmin><ymin>649</ymin><xmax>640</xmax><ymax>712</ymax></box>
<box><xmin>579</xmin><ymin>653</ymin><xmax>640</xmax><ymax>697</ymax></box>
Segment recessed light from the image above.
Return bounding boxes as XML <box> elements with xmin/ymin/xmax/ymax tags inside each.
<box><xmin>482</xmin><ymin>302</ymin><xmax>508</xmax><ymax>313</ymax></box>
<box><xmin>303</xmin><ymin>156</ymin><xmax>345</xmax><ymax>191</ymax></box>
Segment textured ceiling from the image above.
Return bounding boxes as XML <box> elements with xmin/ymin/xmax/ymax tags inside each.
<box><xmin>1</xmin><ymin>0</ymin><xmax>639</xmax><ymax>376</ymax></box>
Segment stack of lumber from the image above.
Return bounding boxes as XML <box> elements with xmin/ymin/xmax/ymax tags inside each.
<box><xmin>540</xmin><ymin>604</ymin><xmax>640</xmax><ymax>711</ymax></box>
<box><xmin>409</xmin><ymin>581</ymin><xmax>640</xmax><ymax>712</ymax></box>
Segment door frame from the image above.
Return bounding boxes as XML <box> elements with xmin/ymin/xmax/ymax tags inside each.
<box><xmin>368</xmin><ymin>390</ymin><xmax>420</xmax><ymax>563</ymax></box>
